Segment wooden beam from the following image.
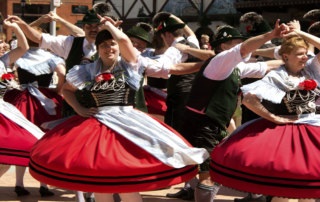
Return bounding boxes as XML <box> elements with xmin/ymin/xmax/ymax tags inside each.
<box><xmin>140</xmin><ymin>0</ymin><xmax>151</xmax><ymax>15</ymax></box>
<box><xmin>124</xmin><ymin>0</ymin><xmax>138</xmax><ymax>19</ymax></box>
<box><xmin>158</xmin><ymin>0</ymin><xmax>169</xmax><ymax>13</ymax></box>
<box><xmin>188</xmin><ymin>0</ymin><xmax>200</xmax><ymax>13</ymax></box>
<box><xmin>106</xmin><ymin>0</ymin><xmax>122</xmax><ymax>19</ymax></box>
<box><xmin>204</xmin><ymin>0</ymin><xmax>215</xmax><ymax>14</ymax></box>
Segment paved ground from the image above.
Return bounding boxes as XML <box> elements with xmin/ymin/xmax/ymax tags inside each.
<box><xmin>0</xmin><ymin>167</ymin><xmax>248</xmax><ymax>202</ymax></box>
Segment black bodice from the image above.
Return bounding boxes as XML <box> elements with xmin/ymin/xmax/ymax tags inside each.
<box><xmin>17</xmin><ymin>68</ymin><xmax>53</xmax><ymax>87</ymax></box>
<box><xmin>75</xmin><ymin>79</ymin><xmax>136</xmax><ymax>108</ymax></box>
<box><xmin>262</xmin><ymin>89</ymin><xmax>319</xmax><ymax>115</ymax></box>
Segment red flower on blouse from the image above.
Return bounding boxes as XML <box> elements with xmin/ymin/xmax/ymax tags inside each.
<box><xmin>298</xmin><ymin>79</ymin><xmax>317</xmax><ymax>90</ymax></box>
<box><xmin>1</xmin><ymin>73</ymin><xmax>15</xmax><ymax>81</ymax></box>
<box><xmin>95</xmin><ymin>73</ymin><xmax>114</xmax><ymax>83</ymax></box>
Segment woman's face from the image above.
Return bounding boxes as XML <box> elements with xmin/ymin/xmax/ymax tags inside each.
<box><xmin>284</xmin><ymin>47</ymin><xmax>308</xmax><ymax>73</ymax></box>
<box><xmin>98</xmin><ymin>39</ymin><xmax>119</xmax><ymax>64</ymax></box>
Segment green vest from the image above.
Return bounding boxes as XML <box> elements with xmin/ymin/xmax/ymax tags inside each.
<box><xmin>134</xmin><ymin>73</ymin><xmax>148</xmax><ymax>112</ymax></box>
<box><xmin>187</xmin><ymin>59</ymin><xmax>241</xmax><ymax>128</ymax></box>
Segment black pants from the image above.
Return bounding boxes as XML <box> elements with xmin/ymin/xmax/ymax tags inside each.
<box><xmin>180</xmin><ymin>109</ymin><xmax>228</xmax><ymax>171</ymax></box>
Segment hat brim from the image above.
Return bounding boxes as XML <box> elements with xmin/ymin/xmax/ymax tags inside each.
<box><xmin>127</xmin><ymin>34</ymin><xmax>151</xmax><ymax>45</ymax></box>
<box><xmin>211</xmin><ymin>36</ymin><xmax>247</xmax><ymax>47</ymax></box>
<box><xmin>80</xmin><ymin>20</ymin><xmax>100</xmax><ymax>24</ymax></box>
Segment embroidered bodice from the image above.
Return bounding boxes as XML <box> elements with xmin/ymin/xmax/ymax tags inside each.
<box><xmin>262</xmin><ymin>88</ymin><xmax>320</xmax><ymax>115</ymax></box>
<box><xmin>67</xmin><ymin>57</ymin><xmax>141</xmax><ymax>108</ymax></box>
<box><xmin>75</xmin><ymin>76</ymin><xmax>136</xmax><ymax>108</ymax></box>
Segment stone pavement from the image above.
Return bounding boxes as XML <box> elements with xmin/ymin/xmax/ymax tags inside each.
<box><xmin>0</xmin><ymin>168</ymin><xmax>248</xmax><ymax>202</ymax></box>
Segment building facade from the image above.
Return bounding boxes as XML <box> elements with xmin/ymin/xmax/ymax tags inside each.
<box><xmin>0</xmin><ymin>0</ymin><xmax>93</xmax><ymax>40</ymax></box>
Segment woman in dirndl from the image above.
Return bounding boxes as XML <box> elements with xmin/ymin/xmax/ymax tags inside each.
<box><xmin>210</xmin><ymin>23</ymin><xmax>320</xmax><ymax>201</ymax></box>
<box><xmin>29</xmin><ymin>16</ymin><xmax>208</xmax><ymax>202</ymax></box>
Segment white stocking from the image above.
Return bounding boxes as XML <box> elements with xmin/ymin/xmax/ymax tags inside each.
<box><xmin>15</xmin><ymin>166</ymin><xmax>26</xmax><ymax>187</ymax></box>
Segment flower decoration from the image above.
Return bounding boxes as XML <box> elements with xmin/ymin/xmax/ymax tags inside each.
<box><xmin>1</xmin><ymin>73</ymin><xmax>15</xmax><ymax>81</ymax></box>
<box><xmin>246</xmin><ymin>25</ymin><xmax>253</xmax><ymax>33</ymax></box>
<box><xmin>155</xmin><ymin>22</ymin><xmax>164</xmax><ymax>32</ymax></box>
<box><xmin>95</xmin><ymin>73</ymin><xmax>114</xmax><ymax>83</ymax></box>
<box><xmin>298</xmin><ymin>79</ymin><xmax>317</xmax><ymax>90</ymax></box>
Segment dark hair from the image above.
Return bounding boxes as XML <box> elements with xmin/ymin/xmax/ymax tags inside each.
<box><xmin>152</xmin><ymin>31</ymin><xmax>165</xmax><ymax>49</ymax></box>
<box><xmin>95</xmin><ymin>30</ymin><xmax>113</xmax><ymax>49</ymax></box>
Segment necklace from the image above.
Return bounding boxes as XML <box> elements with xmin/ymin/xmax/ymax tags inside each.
<box><xmin>102</xmin><ymin>61</ymin><xmax>116</xmax><ymax>73</ymax></box>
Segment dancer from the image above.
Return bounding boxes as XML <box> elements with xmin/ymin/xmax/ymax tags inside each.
<box><xmin>210</xmin><ymin>23</ymin><xmax>320</xmax><ymax>200</ymax></box>
<box><xmin>177</xmin><ymin>20</ymin><xmax>287</xmax><ymax>202</ymax></box>
<box><xmin>3</xmin><ymin>26</ymin><xmax>65</xmax><ymax>131</ymax></box>
<box><xmin>29</xmin><ymin>16</ymin><xmax>208</xmax><ymax>202</ymax></box>
<box><xmin>0</xmin><ymin>17</ymin><xmax>52</xmax><ymax>197</ymax></box>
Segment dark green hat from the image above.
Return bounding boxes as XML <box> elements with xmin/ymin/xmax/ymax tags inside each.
<box><xmin>247</xmin><ymin>20</ymin><xmax>272</xmax><ymax>36</ymax></box>
<box><xmin>126</xmin><ymin>26</ymin><xmax>151</xmax><ymax>44</ymax></box>
<box><xmin>211</xmin><ymin>27</ymin><xmax>247</xmax><ymax>47</ymax></box>
<box><xmin>80</xmin><ymin>10</ymin><xmax>100</xmax><ymax>24</ymax></box>
<box><xmin>155</xmin><ymin>17</ymin><xmax>185</xmax><ymax>33</ymax></box>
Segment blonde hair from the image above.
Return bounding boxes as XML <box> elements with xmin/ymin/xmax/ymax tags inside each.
<box><xmin>279</xmin><ymin>36</ymin><xmax>309</xmax><ymax>56</ymax></box>
<box><xmin>201</xmin><ymin>34</ymin><xmax>209</xmax><ymax>40</ymax></box>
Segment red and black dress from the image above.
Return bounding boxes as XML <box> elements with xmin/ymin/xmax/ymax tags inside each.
<box><xmin>29</xmin><ymin>58</ymin><xmax>209</xmax><ymax>193</ymax></box>
<box><xmin>210</xmin><ymin>64</ymin><xmax>320</xmax><ymax>198</ymax></box>
<box><xmin>4</xmin><ymin>48</ymin><xmax>64</xmax><ymax>131</ymax></box>
<box><xmin>0</xmin><ymin>71</ymin><xmax>44</xmax><ymax>167</ymax></box>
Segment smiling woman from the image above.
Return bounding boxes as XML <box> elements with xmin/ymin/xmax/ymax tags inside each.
<box><xmin>210</xmin><ymin>24</ymin><xmax>320</xmax><ymax>200</ymax></box>
<box><xmin>29</xmin><ymin>15</ymin><xmax>208</xmax><ymax>202</ymax></box>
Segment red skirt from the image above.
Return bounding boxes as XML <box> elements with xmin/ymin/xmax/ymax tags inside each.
<box><xmin>144</xmin><ymin>88</ymin><xmax>167</xmax><ymax>116</ymax></box>
<box><xmin>210</xmin><ymin>119</ymin><xmax>320</xmax><ymax>198</ymax></box>
<box><xmin>30</xmin><ymin>115</ymin><xmax>198</xmax><ymax>193</ymax></box>
<box><xmin>0</xmin><ymin>113</ymin><xmax>38</xmax><ymax>166</ymax></box>
<box><xmin>4</xmin><ymin>88</ymin><xmax>63</xmax><ymax>131</ymax></box>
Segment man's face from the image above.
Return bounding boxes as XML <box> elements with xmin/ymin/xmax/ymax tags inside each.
<box><xmin>83</xmin><ymin>24</ymin><xmax>100</xmax><ymax>41</ymax></box>
<box><xmin>130</xmin><ymin>37</ymin><xmax>147</xmax><ymax>53</ymax></box>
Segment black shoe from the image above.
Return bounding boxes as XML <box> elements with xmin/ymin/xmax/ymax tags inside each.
<box><xmin>39</xmin><ymin>186</ymin><xmax>54</xmax><ymax>197</ymax></box>
<box><xmin>14</xmin><ymin>186</ymin><xmax>30</xmax><ymax>196</ymax></box>
<box><xmin>166</xmin><ymin>188</ymin><xmax>194</xmax><ymax>200</ymax></box>
<box><xmin>234</xmin><ymin>194</ymin><xmax>266</xmax><ymax>202</ymax></box>
<box><xmin>86</xmin><ymin>198</ymin><xmax>95</xmax><ymax>202</ymax></box>
<box><xmin>181</xmin><ymin>188</ymin><xmax>194</xmax><ymax>200</ymax></box>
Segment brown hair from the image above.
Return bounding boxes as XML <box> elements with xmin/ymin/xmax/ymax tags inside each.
<box><xmin>278</xmin><ymin>36</ymin><xmax>308</xmax><ymax>57</ymax></box>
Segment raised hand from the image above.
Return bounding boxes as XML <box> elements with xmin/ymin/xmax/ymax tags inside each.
<box><xmin>270</xmin><ymin>19</ymin><xmax>289</xmax><ymax>38</ymax></box>
<box><xmin>98</xmin><ymin>15</ymin><xmax>123</xmax><ymax>28</ymax></box>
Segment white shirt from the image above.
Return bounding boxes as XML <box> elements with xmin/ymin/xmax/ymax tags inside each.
<box><xmin>40</xmin><ymin>34</ymin><xmax>96</xmax><ymax>60</ymax></box>
<box><xmin>204</xmin><ymin>43</ymin><xmax>267</xmax><ymax>81</ymax></box>
<box><xmin>137</xmin><ymin>35</ymin><xmax>200</xmax><ymax>79</ymax></box>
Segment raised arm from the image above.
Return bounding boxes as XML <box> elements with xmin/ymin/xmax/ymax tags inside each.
<box><xmin>252</xmin><ymin>46</ymin><xmax>277</xmax><ymax>59</ymax></box>
<box><xmin>240</xmin><ymin>19</ymin><xmax>287</xmax><ymax>58</ymax></box>
<box><xmin>169</xmin><ymin>14</ymin><xmax>195</xmax><ymax>38</ymax></box>
<box><xmin>286</xmin><ymin>20</ymin><xmax>320</xmax><ymax>60</ymax></box>
<box><xmin>7</xmin><ymin>15</ymin><xmax>42</xmax><ymax>44</ymax></box>
<box><xmin>265</xmin><ymin>60</ymin><xmax>284</xmax><ymax>73</ymax></box>
<box><xmin>47</xmin><ymin>12</ymin><xmax>85</xmax><ymax>37</ymax></box>
<box><xmin>3</xmin><ymin>18</ymin><xmax>29</xmax><ymax>65</ymax></box>
<box><xmin>99</xmin><ymin>16</ymin><xmax>137</xmax><ymax>63</ymax></box>
<box><xmin>169</xmin><ymin>61</ymin><xmax>204</xmax><ymax>75</ymax></box>
<box><xmin>174</xmin><ymin>43</ymin><xmax>215</xmax><ymax>61</ymax></box>
<box><xmin>242</xmin><ymin>92</ymin><xmax>297</xmax><ymax>124</ymax></box>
